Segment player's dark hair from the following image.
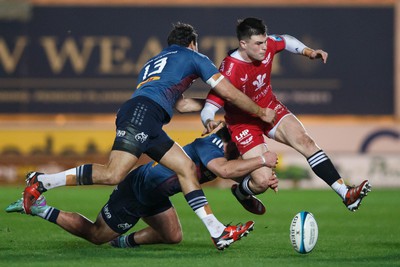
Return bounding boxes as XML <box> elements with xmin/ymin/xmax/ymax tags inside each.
<box><xmin>236</xmin><ymin>17</ymin><xmax>267</xmax><ymax>40</ymax></box>
<box><xmin>167</xmin><ymin>22</ymin><xmax>198</xmax><ymax>47</ymax></box>
<box><xmin>215</xmin><ymin>126</ymin><xmax>231</xmax><ymax>142</ymax></box>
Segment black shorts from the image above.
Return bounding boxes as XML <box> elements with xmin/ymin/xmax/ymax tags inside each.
<box><xmin>112</xmin><ymin>96</ymin><xmax>174</xmax><ymax>162</ymax></box>
<box><xmin>100</xmin><ymin>173</ymin><xmax>173</xmax><ymax>234</ymax></box>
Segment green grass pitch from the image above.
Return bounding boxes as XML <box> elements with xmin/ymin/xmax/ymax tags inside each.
<box><xmin>1</xmin><ymin>185</ymin><xmax>399</xmax><ymax>267</ymax></box>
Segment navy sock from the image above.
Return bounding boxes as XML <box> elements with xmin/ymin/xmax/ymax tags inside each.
<box><xmin>76</xmin><ymin>164</ymin><xmax>93</xmax><ymax>185</ymax></box>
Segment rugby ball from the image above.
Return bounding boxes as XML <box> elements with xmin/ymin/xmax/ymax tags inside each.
<box><xmin>289</xmin><ymin>211</ymin><xmax>318</xmax><ymax>254</ymax></box>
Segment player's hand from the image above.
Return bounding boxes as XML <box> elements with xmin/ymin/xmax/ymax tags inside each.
<box><xmin>262</xmin><ymin>151</ymin><xmax>278</xmax><ymax>168</ymax></box>
<box><xmin>268</xmin><ymin>171</ymin><xmax>279</xmax><ymax>193</ymax></box>
<box><xmin>259</xmin><ymin>107</ymin><xmax>276</xmax><ymax>125</ymax></box>
<box><xmin>202</xmin><ymin>120</ymin><xmax>222</xmax><ymax>136</ymax></box>
<box><xmin>309</xmin><ymin>49</ymin><xmax>328</xmax><ymax>63</ymax></box>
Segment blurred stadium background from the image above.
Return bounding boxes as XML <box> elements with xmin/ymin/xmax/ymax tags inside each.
<box><xmin>0</xmin><ymin>0</ymin><xmax>399</xmax><ymax>189</ymax></box>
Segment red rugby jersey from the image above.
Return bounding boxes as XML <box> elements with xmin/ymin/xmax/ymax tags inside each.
<box><xmin>206</xmin><ymin>35</ymin><xmax>286</xmax><ymax>123</ymax></box>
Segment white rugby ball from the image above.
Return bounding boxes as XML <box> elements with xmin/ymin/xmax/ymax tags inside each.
<box><xmin>289</xmin><ymin>211</ymin><xmax>318</xmax><ymax>254</ymax></box>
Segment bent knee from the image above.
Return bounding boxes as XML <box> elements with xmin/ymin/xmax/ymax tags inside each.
<box><xmin>87</xmin><ymin>236</ymin><xmax>108</xmax><ymax>245</ymax></box>
<box><xmin>163</xmin><ymin>231</ymin><xmax>183</xmax><ymax>244</ymax></box>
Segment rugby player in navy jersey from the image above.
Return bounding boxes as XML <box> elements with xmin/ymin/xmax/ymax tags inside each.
<box><xmin>7</xmin><ymin>125</ymin><xmax>278</xmax><ymax>250</ymax></box>
<box><xmin>20</xmin><ymin>22</ymin><xmax>277</xmax><ymax>249</ymax></box>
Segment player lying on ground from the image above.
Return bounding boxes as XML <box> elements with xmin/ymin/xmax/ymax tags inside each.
<box><xmin>201</xmin><ymin>17</ymin><xmax>371</xmax><ymax>212</ymax></box>
<box><xmin>6</xmin><ymin>125</ymin><xmax>278</xmax><ymax>250</ymax></box>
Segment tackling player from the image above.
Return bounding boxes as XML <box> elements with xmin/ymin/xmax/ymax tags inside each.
<box><xmin>7</xmin><ymin>125</ymin><xmax>278</xmax><ymax>250</ymax></box>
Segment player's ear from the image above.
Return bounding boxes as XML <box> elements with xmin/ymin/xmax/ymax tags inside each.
<box><xmin>188</xmin><ymin>41</ymin><xmax>198</xmax><ymax>52</ymax></box>
<box><xmin>239</xmin><ymin>39</ymin><xmax>247</xmax><ymax>49</ymax></box>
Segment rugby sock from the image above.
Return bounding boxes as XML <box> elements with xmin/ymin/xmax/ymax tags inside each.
<box><xmin>331</xmin><ymin>179</ymin><xmax>348</xmax><ymax>200</ymax></box>
<box><xmin>185</xmin><ymin>190</ymin><xmax>225</xmax><ymax>238</ymax></box>
<box><xmin>36</xmin><ymin>173</ymin><xmax>67</xmax><ymax>190</ymax></box>
<box><xmin>125</xmin><ymin>232</ymin><xmax>140</xmax><ymax>248</ymax></box>
<box><xmin>35</xmin><ymin>206</ymin><xmax>60</xmax><ymax>224</ymax></box>
<box><xmin>36</xmin><ymin>164</ymin><xmax>93</xmax><ymax>190</ymax></box>
<box><xmin>235</xmin><ymin>175</ymin><xmax>255</xmax><ymax>200</ymax></box>
<box><xmin>76</xmin><ymin>164</ymin><xmax>93</xmax><ymax>185</ymax></box>
<box><xmin>307</xmin><ymin>150</ymin><xmax>341</xmax><ymax>186</ymax></box>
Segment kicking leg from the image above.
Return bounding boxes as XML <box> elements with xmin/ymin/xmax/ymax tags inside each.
<box><xmin>274</xmin><ymin>114</ymin><xmax>371</xmax><ymax>211</ymax></box>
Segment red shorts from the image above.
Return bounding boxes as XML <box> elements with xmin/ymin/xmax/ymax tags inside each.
<box><xmin>226</xmin><ymin>95</ymin><xmax>291</xmax><ymax>155</ymax></box>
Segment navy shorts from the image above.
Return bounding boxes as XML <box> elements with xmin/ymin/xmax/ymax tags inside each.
<box><xmin>100</xmin><ymin>173</ymin><xmax>173</xmax><ymax>234</ymax></box>
<box><xmin>112</xmin><ymin>96</ymin><xmax>174</xmax><ymax>162</ymax></box>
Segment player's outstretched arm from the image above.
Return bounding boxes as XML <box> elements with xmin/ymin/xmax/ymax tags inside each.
<box><xmin>281</xmin><ymin>34</ymin><xmax>328</xmax><ymax>63</ymax></box>
<box><xmin>206</xmin><ymin>151</ymin><xmax>278</xmax><ymax>179</ymax></box>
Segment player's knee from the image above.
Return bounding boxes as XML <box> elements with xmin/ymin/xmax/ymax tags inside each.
<box><xmin>87</xmin><ymin>235</ymin><xmax>108</xmax><ymax>245</ymax></box>
<box><xmin>175</xmin><ymin>158</ymin><xmax>196</xmax><ymax>178</ymax></box>
<box><xmin>101</xmin><ymin>170</ymin><xmax>125</xmax><ymax>185</ymax></box>
<box><xmin>250</xmin><ymin>173</ymin><xmax>271</xmax><ymax>193</ymax></box>
<box><xmin>163</xmin><ymin>230</ymin><xmax>183</xmax><ymax>244</ymax></box>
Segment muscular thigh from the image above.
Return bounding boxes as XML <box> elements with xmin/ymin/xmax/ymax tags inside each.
<box><xmin>274</xmin><ymin>114</ymin><xmax>318</xmax><ymax>156</ymax></box>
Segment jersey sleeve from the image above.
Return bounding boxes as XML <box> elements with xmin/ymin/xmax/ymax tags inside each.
<box><xmin>192</xmin><ymin>135</ymin><xmax>224</xmax><ymax>167</ymax></box>
<box><xmin>192</xmin><ymin>52</ymin><xmax>220</xmax><ymax>83</ymax></box>
<box><xmin>268</xmin><ymin>34</ymin><xmax>286</xmax><ymax>53</ymax></box>
<box><xmin>205</xmin><ymin>89</ymin><xmax>225</xmax><ymax>108</ymax></box>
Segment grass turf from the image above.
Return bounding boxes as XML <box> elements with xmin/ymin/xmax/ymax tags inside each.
<box><xmin>1</xmin><ymin>185</ymin><xmax>399</xmax><ymax>267</ymax></box>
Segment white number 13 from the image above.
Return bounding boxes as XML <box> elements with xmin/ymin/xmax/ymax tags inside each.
<box><xmin>142</xmin><ymin>57</ymin><xmax>168</xmax><ymax>80</ymax></box>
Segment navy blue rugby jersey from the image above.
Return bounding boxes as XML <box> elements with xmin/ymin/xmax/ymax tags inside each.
<box><xmin>132</xmin><ymin>45</ymin><xmax>219</xmax><ymax>118</ymax></box>
<box><xmin>127</xmin><ymin>133</ymin><xmax>225</xmax><ymax>205</ymax></box>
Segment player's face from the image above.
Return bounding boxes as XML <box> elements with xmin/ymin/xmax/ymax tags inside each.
<box><xmin>240</xmin><ymin>34</ymin><xmax>268</xmax><ymax>62</ymax></box>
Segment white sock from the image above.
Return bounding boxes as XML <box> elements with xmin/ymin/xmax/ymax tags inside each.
<box><xmin>35</xmin><ymin>206</ymin><xmax>52</xmax><ymax>219</ymax></box>
<box><xmin>38</xmin><ymin>168</ymin><xmax>75</xmax><ymax>190</ymax></box>
<box><xmin>331</xmin><ymin>179</ymin><xmax>348</xmax><ymax>200</ymax></box>
<box><xmin>195</xmin><ymin>207</ymin><xmax>225</xmax><ymax>238</ymax></box>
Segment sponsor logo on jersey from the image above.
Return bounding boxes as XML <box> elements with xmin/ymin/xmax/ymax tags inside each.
<box><xmin>103</xmin><ymin>204</ymin><xmax>112</xmax><ymax>219</ymax></box>
<box><xmin>220</xmin><ymin>60</ymin><xmax>226</xmax><ymax>72</ymax></box>
<box><xmin>253</xmin><ymin>74</ymin><xmax>266</xmax><ymax>91</ymax></box>
<box><xmin>269</xmin><ymin>35</ymin><xmax>282</xmax><ymax>41</ymax></box>
<box><xmin>136</xmin><ymin>76</ymin><xmax>160</xmax><ymax>89</ymax></box>
<box><xmin>225</xmin><ymin>62</ymin><xmax>235</xmax><ymax>76</ymax></box>
<box><xmin>118</xmin><ymin>223</ymin><xmax>133</xmax><ymax>231</ymax></box>
<box><xmin>262</xmin><ymin>52</ymin><xmax>271</xmax><ymax>65</ymax></box>
<box><xmin>135</xmin><ymin>132</ymin><xmax>148</xmax><ymax>143</ymax></box>
<box><xmin>240</xmin><ymin>74</ymin><xmax>248</xmax><ymax>82</ymax></box>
